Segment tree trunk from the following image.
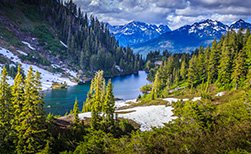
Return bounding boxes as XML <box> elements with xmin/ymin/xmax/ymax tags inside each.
<box><xmin>235</xmin><ymin>82</ymin><xmax>238</xmax><ymax>90</ymax></box>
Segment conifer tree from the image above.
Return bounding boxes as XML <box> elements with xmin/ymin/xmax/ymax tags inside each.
<box><xmin>89</xmin><ymin>71</ymin><xmax>106</xmax><ymax>129</ymax></box>
<box><xmin>11</xmin><ymin>64</ymin><xmax>24</xmax><ymax>150</ymax></box>
<box><xmin>73</xmin><ymin>97</ymin><xmax>80</xmax><ymax>125</ymax></box>
<box><xmin>0</xmin><ymin>66</ymin><xmax>13</xmax><ymax>151</ymax></box>
<box><xmin>216</xmin><ymin>40</ymin><xmax>232</xmax><ymax>89</ymax></box>
<box><xmin>102</xmin><ymin>79</ymin><xmax>115</xmax><ymax>126</ymax></box>
<box><xmin>151</xmin><ymin>71</ymin><xmax>161</xmax><ymax>100</ymax></box>
<box><xmin>207</xmin><ymin>39</ymin><xmax>219</xmax><ymax>84</ymax></box>
<box><xmin>197</xmin><ymin>46</ymin><xmax>205</xmax><ymax>83</ymax></box>
<box><xmin>180</xmin><ymin>60</ymin><xmax>187</xmax><ymax>80</ymax></box>
<box><xmin>17</xmin><ymin>66</ymin><xmax>46</xmax><ymax>153</ymax></box>
<box><xmin>187</xmin><ymin>55</ymin><xmax>198</xmax><ymax>89</ymax></box>
<box><xmin>232</xmin><ymin>50</ymin><xmax>247</xmax><ymax>90</ymax></box>
<box><xmin>245</xmin><ymin>35</ymin><xmax>251</xmax><ymax>68</ymax></box>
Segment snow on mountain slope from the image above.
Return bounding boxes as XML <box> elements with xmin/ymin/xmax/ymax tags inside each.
<box><xmin>131</xmin><ymin>19</ymin><xmax>251</xmax><ymax>56</ymax></box>
<box><xmin>107</xmin><ymin>21</ymin><xmax>171</xmax><ymax>46</ymax></box>
<box><xmin>181</xmin><ymin>19</ymin><xmax>228</xmax><ymax>37</ymax></box>
<box><xmin>0</xmin><ymin>47</ymin><xmax>77</xmax><ymax>90</ymax></box>
<box><xmin>230</xmin><ymin>19</ymin><xmax>251</xmax><ymax>31</ymax></box>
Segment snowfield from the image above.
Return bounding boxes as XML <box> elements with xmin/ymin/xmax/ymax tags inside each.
<box><xmin>117</xmin><ymin>105</ymin><xmax>176</xmax><ymax>131</ymax></box>
<box><xmin>78</xmin><ymin>105</ymin><xmax>177</xmax><ymax>131</ymax></box>
<box><xmin>0</xmin><ymin>47</ymin><xmax>77</xmax><ymax>90</ymax></box>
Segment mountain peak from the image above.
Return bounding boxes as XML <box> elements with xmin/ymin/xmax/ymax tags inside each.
<box><xmin>235</xmin><ymin>19</ymin><xmax>245</xmax><ymax>23</ymax></box>
<box><xmin>230</xmin><ymin>19</ymin><xmax>251</xmax><ymax>29</ymax></box>
<box><xmin>107</xmin><ymin>21</ymin><xmax>171</xmax><ymax>46</ymax></box>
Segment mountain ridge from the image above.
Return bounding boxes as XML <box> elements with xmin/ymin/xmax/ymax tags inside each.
<box><xmin>107</xmin><ymin>21</ymin><xmax>171</xmax><ymax>46</ymax></box>
<box><xmin>130</xmin><ymin>19</ymin><xmax>251</xmax><ymax>56</ymax></box>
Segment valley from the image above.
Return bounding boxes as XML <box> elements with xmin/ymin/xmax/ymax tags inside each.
<box><xmin>1</xmin><ymin>0</ymin><xmax>251</xmax><ymax>153</ymax></box>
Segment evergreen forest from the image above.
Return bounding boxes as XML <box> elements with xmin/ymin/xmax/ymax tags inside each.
<box><xmin>1</xmin><ymin>0</ymin><xmax>251</xmax><ymax>154</ymax></box>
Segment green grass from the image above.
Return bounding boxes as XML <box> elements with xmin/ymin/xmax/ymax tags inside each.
<box><xmin>0</xmin><ymin>26</ymin><xmax>22</xmax><ymax>47</ymax></box>
<box><xmin>33</xmin><ymin>24</ymin><xmax>66</xmax><ymax>56</ymax></box>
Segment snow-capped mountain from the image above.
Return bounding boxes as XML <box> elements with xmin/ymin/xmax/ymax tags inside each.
<box><xmin>131</xmin><ymin>19</ymin><xmax>251</xmax><ymax>56</ymax></box>
<box><xmin>107</xmin><ymin>21</ymin><xmax>171</xmax><ymax>46</ymax></box>
<box><xmin>182</xmin><ymin>19</ymin><xmax>228</xmax><ymax>38</ymax></box>
<box><xmin>230</xmin><ymin>19</ymin><xmax>251</xmax><ymax>31</ymax></box>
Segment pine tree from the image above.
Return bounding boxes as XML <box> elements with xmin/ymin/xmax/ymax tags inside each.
<box><xmin>0</xmin><ymin>66</ymin><xmax>13</xmax><ymax>151</ymax></box>
<box><xmin>180</xmin><ymin>60</ymin><xmax>187</xmax><ymax>80</ymax></box>
<box><xmin>102</xmin><ymin>79</ymin><xmax>115</xmax><ymax>126</ymax></box>
<box><xmin>151</xmin><ymin>71</ymin><xmax>161</xmax><ymax>100</ymax></box>
<box><xmin>17</xmin><ymin>66</ymin><xmax>47</xmax><ymax>153</ymax></box>
<box><xmin>216</xmin><ymin>39</ymin><xmax>232</xmax><ymax>89</ymax></box>
<box><xmin>245</xmin><ymin>35</ymin><xmax>251</xmax><ymax>68</ymax></box>
<box><xmin>232</xmin><ymin>50</ymin><xmax>247</xmax><ymax>90</ymax></box>
<box><xmin>187</xmin><ymin>55</ymin><xmax>198</xmax><ymax>89</ymax></box>
<box><xmin>88</xmin><ymin>71</ymin><xmax>106</xmax><ymax>129</ymax></box>
<box><xmin>197</xmin><ymin>46</ymin><xmax>205</xmax><ymax>83</ymax></box>
<box><xmin>207</xmin><ymin>39</ymin><xmax>219</xmax><ymax>84</ymax></box>
<box><xmin>73</xmin><ymin>97</ymin><xmax>80</xmax><ymax>125</ymax></box>
<box><xmin>11</xmin><ymin>64</ymin><xmax>24</xmax><ymax>151</ymax></box>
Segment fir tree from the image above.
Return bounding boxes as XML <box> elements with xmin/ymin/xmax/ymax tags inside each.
<box><xmin>0</xmin><ymin>66</ymin><xmax>13</xmax><ymax>151</ymax></box>
<box><xmin>207</xmin><ymin>39</ymin><xmax>219</xmax><ymax>84</ymax></box>
<box><xmin>216</xmin><ymin>40</ymin><xmax>232</xmax><ymax>89</ymax></box>
<box><xmin>151</xmin><ymin>71</ymin><xmax>161</xmax><ymax>100</ymax></box>
<box><xmin>73</xmin><ymin>97</ymin><xmax>80</xmax><ymax>125</ymax></box>
<box><xmin>17</xmin><ymin>66</ymin><xmax>47</xmax><ymax>153</ymax></box>
<box><xmin>11</xmin><ymin>64</ymin><xmax>24</xmax><ymax>151</ymax></box>
<box><xmin>180</xmin><ymin>60</ymin><xmax>187</xmax><ymax>80</ymax></box>
<box><xmin>232</xmin><ymin>50</ymin><xmax>247</xmax><ymax>90</ymax></box>
<box><xmin>102</xmin><ymin>79</ymin><xmax>115</xmax><ymax>126</ymax></box>
<box><xmin>187</xmin><ymin>55</ymin><xmax>198</xmax><ymax>90</ymax></box>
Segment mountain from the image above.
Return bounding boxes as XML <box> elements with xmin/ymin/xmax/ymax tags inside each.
<box><xmin>131</xmin><ymin>19</ymin><xmax>251</xmax><ymax>56</ymax></box>
<box><xmin>230</xmin><ymin>19</ymin><xmax>251</xmax><ymax>30</ymax></box>
<box><xmin>0</xmin><ymin>0</ymin><xmax>143</xmax><ymax>90</ymax></box>
<box><xmin>107</xmin><ymin>21</ymin><xmax>171</xmax><ymax>46</ymax></box>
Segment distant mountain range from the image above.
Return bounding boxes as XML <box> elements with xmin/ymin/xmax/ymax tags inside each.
<box><xmin>107</xmin><ymin>21</ymin><xmax>171</xmax><ymax>46</ymax></box>
<box><xmin>108</xmin><ymin>19</ymin><xmax>251</xmax><ymax>57</ymax></box>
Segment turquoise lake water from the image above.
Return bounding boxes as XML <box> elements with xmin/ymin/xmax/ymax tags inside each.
<box><xmin>43</xmin><ymin>71</ymin><xmax>151</xmax><ymax>115</ymax></box>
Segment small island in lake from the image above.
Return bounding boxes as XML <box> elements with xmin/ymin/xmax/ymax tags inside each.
<box><xmin>51</xmin><ymin>82</ymin><xmax>67</xmax><ymax>89</ymax></box>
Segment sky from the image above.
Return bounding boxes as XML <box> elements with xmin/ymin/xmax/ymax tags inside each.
<box><xmin>72</xmin><ymin>0</ymin><xmax>251</xmax><ymax>30</ymax></box>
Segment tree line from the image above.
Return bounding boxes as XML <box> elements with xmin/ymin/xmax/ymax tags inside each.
<box><xmin>150</xmin><ymin>28</ymin><xmax>251</xmax><ymax>98</ymax></box>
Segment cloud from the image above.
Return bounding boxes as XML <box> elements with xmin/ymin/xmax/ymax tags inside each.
<box><xmin>72</xmin><ymin>0</ymin><xmax>251</xmax><ymax>30</ymax></box>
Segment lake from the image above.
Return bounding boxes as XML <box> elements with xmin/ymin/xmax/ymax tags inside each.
<box><xmin>43</xmin><ymin>71</ymin><xmax>151</xmax><ymax>115</ymax></box>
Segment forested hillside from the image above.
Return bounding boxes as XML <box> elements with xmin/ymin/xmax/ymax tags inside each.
<box><xmin>149</xmin><ymin>27</ymin><xmax>251</xmax><ymax>96</ymax></box>
<box><xmin>1</xmin><ymin>25</ymin><xmax>251</xmax><ymax>153</ymax></box>
<box><xmin>0</xmin><ymin>0</ymin><xmax>143</xmax><ymax>79</ymax></box>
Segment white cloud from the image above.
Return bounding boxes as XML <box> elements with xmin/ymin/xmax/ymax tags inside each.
<box><xmin>73</xmin><ymin>0</ymin><xmax>251</xmax><ymax>29</ymax></box>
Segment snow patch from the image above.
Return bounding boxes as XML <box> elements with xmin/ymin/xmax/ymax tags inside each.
<box><xmin>215</xmin><ymin>92</ymin><xmax>225</xmax><ymax>97</ymax></box>
<box><xmin>114</xmin><ymin>100</ymin><xmax>130</xmax><ymax>108</ymax></box>
<box><xmin>116</xmin><ymin>105</ymin><xmax>176</xmax><ymax>131</ymax></box>
<box><xmin>192</xmin><ymin>97</ymin><xmax>201</xmax><ymax>101</ymax></box>
<box><xmin>115</xmin><ymin>65</ymin><xmax>123</xmax><ymax>72</ymax></box>
<box><xmin>60</xmin><ymin>40</ymin><xmax>68</xmax><ymax>48</ymax></box>
<box><xmin>17</xmin><ymin>50</ymin><xmax>28</xmax><ymax>56</ymax></box>
<box><xmin>21</xmin><ymin>41</ymin><xmax>35</xmax><ymax>50</ymax></box>
<box><xmin>0</xmin><ymin>47</ymin><xmax>77</xmax><ymax>90</ymax></box>
<box><xmin>163</xmin><ymin>98</ymin><xmax>189</xmax><ymax>104</ymax></box>
<box><xmin>78</xmin><ymin>105</ymin><xmax>177</xmax><ymax>131</ymax></box>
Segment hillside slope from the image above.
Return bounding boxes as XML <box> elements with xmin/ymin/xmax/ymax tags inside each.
<box><xmin>0</xmin><ymin>0</ymin><xmax>143</xmax><ymax>89</ymax></box>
